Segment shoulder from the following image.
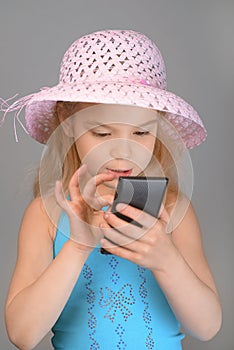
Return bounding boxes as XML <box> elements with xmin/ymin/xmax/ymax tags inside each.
<box><xmin>21</xmin><ymin>196</ymin><xmax>60</xmax><ymax>241</ymax></box>
<box><xmin>5</xmin><ymin>197</ymin><xmax>59</xmax><ymax>307</ymax></box>
<box><xmin>22</xmin><ymin>197</ymin><xmax>49</xmax><ymax>228</ymax></box>
<box><xmin>24</xmin><ymin>196</ymin><xmax>48</xmax><ymax>216</ymax></box>
<box><xmin>165</xmin><ymin>191</ymin><xmax>203</xmax><ymax>249</ymax></box>
<box><xmin>165</xmin><ymin>191</ymin><xmax>195</xmax><ymax>229</ymax></box>
<box><xmin>165</xmin><ymin>192</ymin><xmax>219</xmax><ymax>295</ymax></box>
<box><xmin>166</xmin><ymin>191</ymin><xmax>205</xmax><ymax>269</ymax></box>
<box><xmin>16</xmin><ymin>196</ymin><xmax>60</xmax><ymax>275</ymax></box>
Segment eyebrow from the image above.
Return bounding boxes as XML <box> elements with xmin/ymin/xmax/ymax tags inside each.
<box><xmin>83</xmin><ymin>119</ymin><xmax>157</xmax><ymax>128</ymax></box>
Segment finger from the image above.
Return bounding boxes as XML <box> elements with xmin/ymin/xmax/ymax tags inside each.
<box><xmin>100</xmin><ymin>221</ymin><xmax>141</xmax><ymax>247</ymax></box>
<box><xmin>95</xmin><ymin>193</ymin><xmax>114</xmax><ymax>210</ymax></box>
<box><xmin>94</xmin><ymin>192</ymin><xmax>114</xmax><ymax>209</ymax></box>
<box><xmin>95</xmin><ymin>172</ymin><xmax>115</xmax><ymax>187</ymax></box>
<box><xmin>84</xmin><ymin>172</ymin><xmax>115</xmax><ymax>198</ymax></box>
<box><xmin>115</xmin><ymin>203</ymin><xmax>156</xmax><ymax>229</ymax></box>
<box><xmin>82</xmin><ymin>173</ymin><xmax>115</xmax><ymax>209</ymax></box>
<box><xmin>54</xmin><ymin>181</ymin><xmax>71</xmax><ymax>213</ymax></box>
<box><xmin>103</xmin><ymin>212</ymin><xmax>144</xmax><ymax>241</ymax></box>
<box><xmin>102</xmin><ymin>194</ymin><xmax>115</xmax><ymax>205</ymax></box>
<box><xmin>69</xmin><ymin>164</ymin><xmax>87</xmax><ymax>202</ymax></box>
<box><xmin>100</xmin><ymin>237</ymin><xmax>141</xmax><ymax>262</ymax></box>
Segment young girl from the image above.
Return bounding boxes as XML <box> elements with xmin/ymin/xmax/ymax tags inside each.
<box><xmin>2</xmin><ymin>29</ymin><xmax>221</xmax><ymax>350</ymax></box>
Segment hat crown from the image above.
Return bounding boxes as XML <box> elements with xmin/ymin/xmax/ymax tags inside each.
<box><xmin>59</xmin><ymin>30</ymin><xmax>167</xmax><ymax>89</ymax></box>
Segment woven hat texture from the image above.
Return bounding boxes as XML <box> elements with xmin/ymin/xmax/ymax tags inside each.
<box><xmin>1</xmin><ymin>29</ymin><xmax>207</xmax><ymax>148</ymax></box>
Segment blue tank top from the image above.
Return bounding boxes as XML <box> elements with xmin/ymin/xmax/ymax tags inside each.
<box><xmin>51</xmin><ymin>209</ymin><xmax>184</xmax><ymax>349</ymax></box>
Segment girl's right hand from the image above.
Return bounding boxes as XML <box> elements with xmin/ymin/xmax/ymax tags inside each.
<box><xmin>54</xmin><ymin>164</ymin><xmax>114</xmax><ymax>252</ymax></box>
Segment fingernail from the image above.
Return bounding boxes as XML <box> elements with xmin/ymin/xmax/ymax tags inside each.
<box><xmin>55</xmin><ymin>180</ymin><xmax>61</xmax><ymax>188</ymax></box>
<box><xmin>166</xmin><ymin>220</ymin><xmax>173</xmax><ymax>234</ymax></box>
<box><xmin>116</xmin><ymin>203</ymin><xmax>127</xmax><ymax>211</ymax></box>
<box><xmin>104</xmin><ymin>212</ymin><xmax>109</xmax><ymax>219</ymax></box>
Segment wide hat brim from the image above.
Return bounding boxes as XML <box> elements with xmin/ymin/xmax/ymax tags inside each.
<box><xmin>24</xmin><ymin>80</ymin><xmax>206</xmax><ymax>148</ymax></box>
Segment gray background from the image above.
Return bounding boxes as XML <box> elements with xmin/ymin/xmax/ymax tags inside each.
<box><xmin>0</xmin><ymin>0</ymin><xmax>233</xmax><ymax>349</ymax></box>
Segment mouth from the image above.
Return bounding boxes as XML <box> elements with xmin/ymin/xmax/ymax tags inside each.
<box><xmin>106</xmin><ymin>168</ymin><xmax>132</xmax><ymax>177</ymax></box>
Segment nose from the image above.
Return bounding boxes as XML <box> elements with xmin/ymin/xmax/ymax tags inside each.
<box><xmin>109</xmin><ymin>138</ymin><xmax>132</xmax><ymax>159</ymax></box>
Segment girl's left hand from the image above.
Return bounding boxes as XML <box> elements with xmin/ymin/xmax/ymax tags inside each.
<box><xmin>100</xmin><ymin>203</ymin><xmax>179</xmax><ymax>272</ymax></box>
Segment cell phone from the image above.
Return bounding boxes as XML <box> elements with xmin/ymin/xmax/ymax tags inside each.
<box><xmin>100</xmin><ymin>176</ymin><xmax>168</xmax><ymax>255</ymax></box>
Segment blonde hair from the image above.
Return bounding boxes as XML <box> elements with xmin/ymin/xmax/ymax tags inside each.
<box><xmin>34</xmin><ymin>102</ymin><xmax>181</xmax><ymax>214</ymax></box>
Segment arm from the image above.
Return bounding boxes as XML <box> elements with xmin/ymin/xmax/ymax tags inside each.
<box><xmin>152</xmin><ymin>202</ymin><xmax>222</xmax><ymax>340</ymax></box>
<box><xmin>100</xmin><ymin>198</ymin><xmax>222</xmax><ymax>341</ymax></box>
<box><xmin>5</xmin><ymin>166</ymin><xmax>114</xmax><ymax>350</ymax></box>
<box><xmin>5</xmin><ymin>197</ymin><xmax>90</xmax><ymax>350</ymax></box>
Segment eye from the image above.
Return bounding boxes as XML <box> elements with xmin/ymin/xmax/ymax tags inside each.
<box><xmin>134</xmin><ymin>130</ymin><xmax>150</xmax><ymax>136</ymax></box>
<box><xmin>91</xmin><ymin>131</ymin><xmax>111</xmax><ymax>138</ymax></box>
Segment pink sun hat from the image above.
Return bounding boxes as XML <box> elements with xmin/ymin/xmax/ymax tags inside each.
<box><xmin>0</xmin><ymin>29</ymin><xmax>207</xmax><ymax>148</ymax></box>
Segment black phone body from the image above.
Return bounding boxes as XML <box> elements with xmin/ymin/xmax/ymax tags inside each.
<box><xmin>100</xmin><ymin>176</ymin><xmax>168</xmax><ymax>255</ymax></box>
<box><xmin>111</xmin><ymin>176</ymin><xmax>168</xmax><ymax>223</ymax></box>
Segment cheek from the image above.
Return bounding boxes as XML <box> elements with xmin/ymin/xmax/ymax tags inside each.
<box><xmin>129</xmin><ymin>139</ymin><xmax>155</xmax><ymax>169</ymax></box>
<box><xmin>146</xmin><ymin>136</ymin><xmax>156</xmax><ymax>152</ymax></box>
<box><xmin>136</xmin><ymin>138</ymin><xmax>155</xmax><ymax>157</ymax></box>
<box><xmin>73</xmin><ymin>127</ymin><xmax>97</xmax><ymax>159</ymax></box>
<box><xmin>75</xmin><ymin>140</ymin><xmax>111</xmax><ymax>174</ymax></box>
<box><xmin>75</xmin><ymin>134</ymin><xmax>99</xmax><ymax>161</ymax></box>
<box><xmin>135</xmin><ymin>138</ymin><xmax>156</xmax><ymax>167</ymax></box>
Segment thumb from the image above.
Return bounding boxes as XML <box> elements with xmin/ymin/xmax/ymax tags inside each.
<box><xmin>54</xmin><ymin>181</ymin><xmax>71</xmax><ymax>214</ymax></box>
<box><xmin>94</xmin><ymin>193</ymin><xmax>114</xmax><ymax>210</ymax></box>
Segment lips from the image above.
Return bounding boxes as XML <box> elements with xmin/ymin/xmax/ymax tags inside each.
<box><xmin>106</xmin><ymin>168</ymin><xmax>132</xmax><ymax>177</ymax></box>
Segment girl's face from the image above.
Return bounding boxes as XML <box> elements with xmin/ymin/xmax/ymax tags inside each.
<box><xmin>68</xmin><ymin>103</ymin><xmax>159</xmax><ymax>195</ymax></box>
